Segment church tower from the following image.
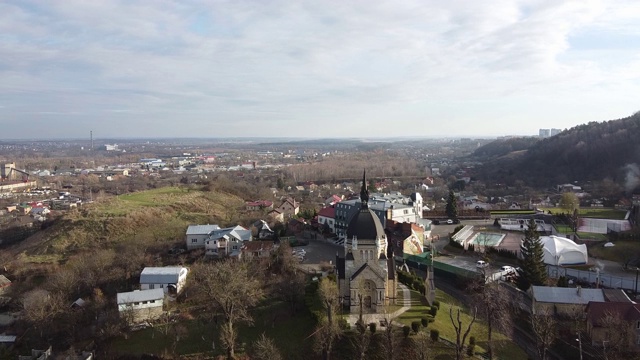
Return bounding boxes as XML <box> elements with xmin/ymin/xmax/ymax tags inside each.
<box><xmin>337</xmin><ymin>170</ymin><xmax>396</xmax><ymax>313</ymax></box>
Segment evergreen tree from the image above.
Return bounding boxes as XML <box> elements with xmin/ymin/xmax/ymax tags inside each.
<box><xmin>446</xmin><ymin>190</ymin><xmax>458</xmax><ymax>219</ymax></box>
<box><xmin>517</xmin><ymin>218</ymin><xmax>547</xmax><ymax>290</ymax></box>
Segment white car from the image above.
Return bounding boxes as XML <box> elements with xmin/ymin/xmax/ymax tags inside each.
<box><xmin>500</xmin><ymin>265</ymin><xmax>515</xmax><ymax>273</ymax></box>
<box><xmin>476</xmin><ymin>260</ymin><xmax>489</xmax><ymax>268</ymax></box>
<box><xmin>446</xmin><ymin>219</ymin><xmax>453</xmax><ymax>224</ymax></box>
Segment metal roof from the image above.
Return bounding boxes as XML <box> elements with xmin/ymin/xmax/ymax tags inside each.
<box><xmin>531</xmin><ymin>286</ymin><xmax>604</xmax><ymax>304</ymax></box>
<box><xmin>117</xmin><ymin>288</ymin><xmax>164</xmax><ymax>305</ymax></box>
<box><xmin>186</xmin><ymin>224</ymin><xmax>221</xmax><ymax>235</ymax></box>
<box><xmin>140</xmin><ymin>267</ymin><xmax>187</xmax><ymax>284</ymax></box>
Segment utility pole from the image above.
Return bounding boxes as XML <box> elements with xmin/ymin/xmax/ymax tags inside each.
<box><xmin>576</xmin><ymin>332</ymin><xmax>583</xmax><ymax>360</ymax></box>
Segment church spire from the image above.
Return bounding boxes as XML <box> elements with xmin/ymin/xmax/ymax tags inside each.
<box><xmin>360</xmin><ymin>169</ymin><xmax>369</xmax><ymax>209</ymax></box>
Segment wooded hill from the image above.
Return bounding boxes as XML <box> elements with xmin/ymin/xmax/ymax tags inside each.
<box><xmin>470</xmin><ymin>112</ymin><xmax>640</xmax><ymax>189</ymax></box>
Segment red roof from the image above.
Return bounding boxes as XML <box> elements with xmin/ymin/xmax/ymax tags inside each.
<box><xmin>586</xmin><ymin>301</ymin><xmax>640</xmax><ymax>327</ymax></box>
<box><xmin>318</xmin><ymin>207</ymin><xmax>336</xmax><ymax>218</ymax></box>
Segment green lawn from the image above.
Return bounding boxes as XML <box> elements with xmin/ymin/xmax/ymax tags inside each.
<box><xmin>540</xmin><ymin>207</ymin><xmax>627</xmax><ymax>219</ymax></box>
<box><xmin>109</xmin><ymin>301</ymin><xmax>316</xmax><ymax>359</ymax></box>
<box><xmin>490</xmin><ymin>210</ymin><xmax>536</xmax><ymax>215</ymax></box>
<box><xmin>397</xmin><ymin>290</ymin><xmax>527</xmax><ymax>360</ymax></box>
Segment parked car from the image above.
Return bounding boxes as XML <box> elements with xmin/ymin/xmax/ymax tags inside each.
<box><xmin>476</xmin><ymin>260</ymin><xmax>489</xmax><ymax>268</ymax></box>
<box><xmin>500</xmin><ymin>265</ymin><xmax>515</xmax><ymax>273</ymax></box>
<box><xmin>446</xmin><ymin>219</ymin><xmax>453</xmax><ymax>224</ymax></box>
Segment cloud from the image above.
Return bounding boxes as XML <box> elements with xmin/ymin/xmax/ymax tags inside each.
<box><xmin>1</xmin><ymin>0</ymin><xmax>640</xmax><ymax>138</ymax></box>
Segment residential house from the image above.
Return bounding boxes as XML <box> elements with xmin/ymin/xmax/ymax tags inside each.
<box><xmin>250</xmin><ymin>220</ymin><xmax>275</xmax><ymax>240</ymax></box>
<box><xmin>277</xmin><ymin>198</ymin><xmax>299</xmax><ymax>216</ymax></box>
<box><xmin>30</xmin><ymin>207</ymin><xmax>50</xmax><ymax>217</ymax></box>
<box><xmin>325</xmin><ymin>195</ymin><xmax>343</xmax><ymax>206</ymax></box>
<box><xmin>241</xmin><ymin>241</ymin><xmax>276</xmax><ymax>260</ymax></box>
<box><xmin>204</xmin><ymin>225</ymin><xmax>252</xmax><ymax>257</ymax></box>
<box><xmin>267</xmin><ymin>209</ymin><xmax>284</xmax><ymax>222</ymax></box>
<box><xmin>185</xmin><ymin>224</ymin><xmax>221</xmax><ymax>250</ymax></box>
<box><xmin>139</xmin><ymin>267</ymin><xmax>189</xmax><ymax>294</ymax></box>
<box><xmin>530</xmin><ymin>286</ymin><xmax>605</xmax><ymax>316</ymax></box>
<box><xmin>117</xmin><ymin>288</ymin><xmax>164</xmax><ymax>324</ymax></box>
<box><xmin>317</xmin><ymin>206</ymin><xmax>336</xmax><ymax>233</ymax></box>
<box><xmin>245</xmin><ymin>200</ymin><xmax>274</xmax><ymax>211</ymax></box>
<box><xmin>585</xmin><ymin>301</ymin><xmax>640</xmax><ymax>350</ymax></box>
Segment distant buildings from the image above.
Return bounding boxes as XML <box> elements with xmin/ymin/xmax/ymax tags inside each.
<box><xmin>539</xmin><ymin>128</ymin><xmax>562</xmax><ymax>138</ymax></box>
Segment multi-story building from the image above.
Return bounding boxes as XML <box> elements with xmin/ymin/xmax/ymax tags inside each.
<box><xmin>334</xmin><ymin>192</ymin><xmax>422</xmax><ymax>239</ymax></box>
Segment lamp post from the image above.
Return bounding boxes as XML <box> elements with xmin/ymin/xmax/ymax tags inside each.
<box><xmin>576</xmin><ymin>332</ymin><xmax>583</xmax><ymax>360</ymax></box>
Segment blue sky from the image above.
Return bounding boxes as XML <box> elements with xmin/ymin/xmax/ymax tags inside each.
<box><xmin>1</xmin><ymin>0</ymin><xmax>639</xmax><ymax>139</ymax></box>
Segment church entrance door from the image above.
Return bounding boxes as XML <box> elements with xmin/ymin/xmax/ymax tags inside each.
<box><xmin>364</xmin><ymin>295</ymin><xmax>372</xmax><ymax>308</ymax></box>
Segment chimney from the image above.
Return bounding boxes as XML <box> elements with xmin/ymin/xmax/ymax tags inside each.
<box><xmin>577</xmin><ymin>286</ymin><xmax>582</xmax><ymax>297</ymax></box>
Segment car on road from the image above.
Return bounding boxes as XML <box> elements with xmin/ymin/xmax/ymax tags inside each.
<box><xmin>476</xmin><ymin>260</ymin><xmax>489</xmax><ymax>268</ymax></box>
<box><xmin>446</xmin><ymin>219</ymin><xmax>453</xmax><ymax>224</ymax></box>
<box><xmin>500</xmin><ymin>265</ymin><xmax>515</xmax><ymax>273</ymax></box>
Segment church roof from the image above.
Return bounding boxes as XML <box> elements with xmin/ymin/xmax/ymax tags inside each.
<box><xmin>350</xmin><ymin>263</ymin><xmax>385</xmax><ymax>282</ymax></box>
<box><xmin>346</xmin><ymin>170</ymin><xmax>385</xmax><ymax>240</ymax></box>
<box><xmin>346</xmin><ymin>208</ymin><xmax>385</xmax><ymax>240</ymax></box>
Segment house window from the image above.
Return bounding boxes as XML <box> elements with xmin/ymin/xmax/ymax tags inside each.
<box><xmin>160</xmin><ymin>284</ymin><xmax>164</xmax><ymax>288</ymax></box>
<box><xmin>149</xmin><ymin>284</ymin><xmax>154</xmax><ymax>289</ymax></box>
<box><xmin>134</xmin><ymin>302</ymin><xmax>140</xmax><ymax>305</ymax></box>
<box><xmin>637</xmin><ymin>321</ymin><xmax>640</xmax><ymax>329</ymax></box>
<box><xmin>150</xmin><ymin>300</ymin><xmax>155</xmax><ymax>303</ymax></box>
<box><xmin>142</xmin><ymin>301</ymin><xmax>148</xmax><ymax>304</ymax></box>
<box><xmin>637</xmin><ymin>335</ymin><xmax>640</xmax><ymax>345</ymax></box>
<box><xmin>191</xmin><ymin>239</ymin><xmax>198</xmax><ymax>243</ymax></box>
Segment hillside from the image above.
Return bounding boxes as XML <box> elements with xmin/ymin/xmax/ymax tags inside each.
<box><xmin>8</xmin><ymin>186</ymin><xmax>246</xmax><ymax>264</ymax></box>
<box><xmin>471</xmin><ymin>112</ymin><xmax>640</xmax><ymax>189</ymax></box>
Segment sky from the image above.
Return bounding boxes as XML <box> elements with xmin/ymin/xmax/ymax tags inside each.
<box><xmin>1</xmin><ymin>0</ymin><xmax>639</xmax><ymax>139</ymax></box>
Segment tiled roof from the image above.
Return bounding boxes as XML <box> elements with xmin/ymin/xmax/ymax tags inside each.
<box><xmin>318</xmin><ymin>207</ymin><xmax>336</xmax><ymax>218</ymax></box>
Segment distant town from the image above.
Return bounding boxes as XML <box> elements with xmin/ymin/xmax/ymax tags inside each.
<box><xmin>1</xmin><ymin>124</ymin><xmax>640</xmax><ymax>359</ymax></box>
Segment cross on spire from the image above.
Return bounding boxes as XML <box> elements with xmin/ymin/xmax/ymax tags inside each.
<box><xmin>360</xmin><ymin>169</ymin><xmax>369</xmax><ymax>209</ymax></box>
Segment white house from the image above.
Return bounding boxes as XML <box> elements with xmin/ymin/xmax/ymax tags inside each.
<box><xmin>317</xmin><ymin>206</ymin><xmax>336</xmax><ymax>233</ymax></box>
<box><xmin>185</xmin><ymin>224</ymin><xmax>221</xmax><ymax>250</ymax></box>
<box><xmin>204</xmin><ymin>225</ymin><xmax>252</xmax><ymax>257</ymax></box>
<box><xmin>117</xmin><ymin>288</ymin><xmax>164</xmax><ymax>323</ymax></box>
<box><xmin>140</xmin><ymin>267</ymin><xmax>189</xmax><ymax>294</ymax></box>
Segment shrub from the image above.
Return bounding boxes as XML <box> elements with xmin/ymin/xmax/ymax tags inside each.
<box><xmin>466</xmin><ymin>344</ymin><xmax>475</xmax><ymax>357</ymax></box>
<box><xmin>338</xmin><ymin>318</ymin><xmax>349</xmax><ymax>330</ymax></box>
<box><xmin>369</xmin><ymin>322</ymin><xmax>377</xmax><ymax>334</ymax></box>
<box><xmin>403</xmin><ymin>325</ymin><xmax>411</xmax><ymax>338</ymax></box>
<box><xmin>421</xmin><ymin>317</ymin><xmax>429</xmax><ymax>328</ymax></box>
<box><xmin>430</xmin><ymin>329</ymin><xmax>439</xmax><ymax>342</ymax></box>
<box><xmin>469</xmin><ymin>336</ymin><xmax>476</xmax><ymax>346</ymax></box>
<box><xmin>411</xmin><ymin>321</ymin><xmax>421</xmax><ymax>334</ymax></box>
<box><xmin>432</xmin><ymin>300</ymin><xmax>440</xmax><ymax>308</ymax></box>
<box><xmin>430</xmin><ymin>306</ymin><xmax>438</xmax><ymax>317</ymax></box>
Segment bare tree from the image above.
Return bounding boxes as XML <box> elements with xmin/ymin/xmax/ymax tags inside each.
<box><xmin>276</xmin><ymin>271</ymin><xmax>306</xmax><ymax>315</ymax></box>
<box><xmin>411</xmin><ymin>331</ymin><xmax>431</xmax><ymax>360</ymax></box>
<box><xmin>190</xmin><ymin>260</ymin><xmax>264</xmax><ymax>359</ymax></box>
<box><xmin>449</xmin><ymin>306</ymin><xmax>477</xmax><ymax>360</ymax></box>
<box><xmin>313</xmin><ymin>278</ymin><xmax>341</xmax><ymax>360</ymax></box>
<box><xmin>469</xmin><ymin>281</ymin><xmax>512</xmax><ymax>359</ymax></box>
<box><xmin>251</xmin><ymin>333</ymin><xmax>282</xmax><ymax>360</ymax></box>
<box><xmin>599</xmin><ymin>310</ymin><xmax>633</xmax><ymax>359</ymax></box>
<box><xmin>350</xmin><ymin>313</ymin><xmax>373</xmax><ymax>360</ymax></box>
<box><xmin>530</xmin><ymin>308</ymin><xmax>557</xmax><ymax>360</ymax></box>
<box><xmin>380</xmin><ymin>315</ymin><xmax>400</xmax><ymax>360</ymax></box>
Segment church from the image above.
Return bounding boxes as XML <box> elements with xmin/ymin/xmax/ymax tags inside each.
<box><xmin>336</xmin><ymin>171</ymin><xmax>397</xmax><ymax>313</ymax></box>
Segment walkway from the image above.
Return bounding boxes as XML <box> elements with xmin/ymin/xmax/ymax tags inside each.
<box><xmin>344</xmin><ymin>284</ymin><xmax>412</xmax><ymax>326</ymax></box>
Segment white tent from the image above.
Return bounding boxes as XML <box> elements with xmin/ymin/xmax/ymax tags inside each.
<box><xmin>539</xmin><ymin>235</ymin><xmax>588</xmax><ymax>265</ymax></box>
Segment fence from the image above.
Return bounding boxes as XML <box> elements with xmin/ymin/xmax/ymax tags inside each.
<box><xmin>546</xmin><ymin>264</ymin><xmax>639</xmax><ymax>292</ymax></box>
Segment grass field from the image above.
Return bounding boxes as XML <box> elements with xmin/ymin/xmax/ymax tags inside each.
<box><xmin>539</xmin><ymin>207</ymin><xmax>627</xmax><ymax>219</ymax></box>
<box><xmin>396</xmin><ymin>290</ymin><xmax>527</xmax><ymax>359</ymax></box>
<box><xmin>109</xmin><ymin>300</ymin><xmax>316</xmax><ymax>359</ymax></box>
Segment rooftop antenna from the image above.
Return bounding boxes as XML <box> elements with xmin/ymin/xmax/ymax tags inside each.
<box><xmin>90</xmin><ymin>130</ymin><xmax>93</xmax><ymax>151</ymax></box>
